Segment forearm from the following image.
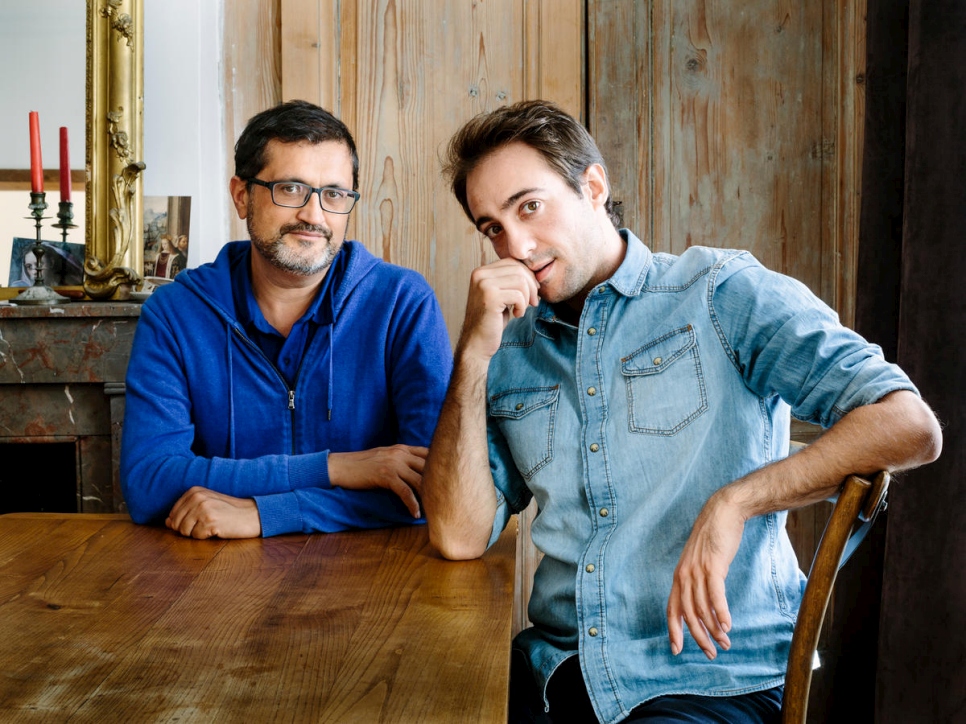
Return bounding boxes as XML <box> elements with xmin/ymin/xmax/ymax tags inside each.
<box><xmin>422</xmin><ymin>350</ymin><xmax>499</xmax><ymax>560</ymax></box>
<box><xmin>122</xmin><ymin>444</ymin><xmax>329</xmax><ymax>525</ymax></box>
<box><xmin>717</xmin><ymin>389</ymin><xmax>942</xmax><ymax>520</ymax></box>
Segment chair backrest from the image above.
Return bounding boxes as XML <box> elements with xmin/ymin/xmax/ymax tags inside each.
<box><xmin>780</xmin><ymin>469</ymin><xmax>891</xmax><ymax>723</ymax></box>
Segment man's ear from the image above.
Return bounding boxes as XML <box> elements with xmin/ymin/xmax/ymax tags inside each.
<box><xmin>229</xmin><ymin>176</ymin><xmax>251</xmax><ymax>220</ymax></box>
<box><xmin>582</xmin><ymin>163</ymin><xmax>610</xmax><ymax>211</ymax></box>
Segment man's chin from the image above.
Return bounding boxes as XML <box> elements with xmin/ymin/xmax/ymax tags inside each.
<box><xmin>272</xmin><ymin>256</ymin><xmax>334</xmax><ymax>276</ymax></box>
<box><xmin>254</xmin><ymin>237</ymin><xmax>341</xmax><ymax>277</ymax></box>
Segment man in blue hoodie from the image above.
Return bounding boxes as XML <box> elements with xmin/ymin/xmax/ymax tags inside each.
<box><xmin>121</xmin><ymin>100</ymin><xmax>453</xmax><ymax>539</ymax></box>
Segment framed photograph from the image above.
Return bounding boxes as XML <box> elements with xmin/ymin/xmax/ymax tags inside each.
<box><xmin>8</xmin><ymin>238</ymin><xmax>85</xmax><ymax>287</ymax></box>
<box><xmin>143</xmin><ymin>196</ymin><xmax>191</xmax><ymax>279</ymax></box>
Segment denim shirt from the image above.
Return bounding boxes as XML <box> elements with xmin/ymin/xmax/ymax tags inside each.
<box><xmin>484</xmin><ymin>231</ymin><xmax>917</xmax><ymax>724</ymax></box>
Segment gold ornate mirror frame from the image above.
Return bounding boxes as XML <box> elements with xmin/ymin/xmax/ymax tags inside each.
<box><xmin>85</xmin><ymin>0</ymin><xmax>144</xmax><ymax>300</ymax></box>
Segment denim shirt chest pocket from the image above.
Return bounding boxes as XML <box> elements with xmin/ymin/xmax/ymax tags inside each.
<box><xmin>488</xmin><ymin>385</ymin><xmax>559</xmax><ymax>480</ymax></box>
<box><xmin>621</xmin><ymin>324</ymin><xmax>708</xmax><ymax>435</ymax></box>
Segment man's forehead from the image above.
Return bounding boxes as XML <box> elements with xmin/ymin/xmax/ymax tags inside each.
<box><xmin>262</xmin><ymin>138</ymin><xmax>351</xmax><ymax>164</ymax></box>
<box><xmin>467</xmin><ymin>144</ymin><xmax>571</xmax><ymax>214</ymax></box>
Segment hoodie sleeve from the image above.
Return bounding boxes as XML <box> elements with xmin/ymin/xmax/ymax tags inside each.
<box><xmin>254</xmin><ymin>281</ymin><xmax>454</xmax><ymax>536</ymax></box>
<box><xmin>120</xmin><ymin>294</ymin><xmax>330</xmax><ymax>526</ymax></box>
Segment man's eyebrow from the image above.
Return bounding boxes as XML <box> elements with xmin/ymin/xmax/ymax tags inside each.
<box><xmin>474</xmin><ymin>187</ymin><xmax>544</xmax><ymax>230</ymax></box>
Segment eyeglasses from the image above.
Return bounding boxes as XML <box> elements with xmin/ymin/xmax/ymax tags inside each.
<box><xmin>247</xmin><ymin>178</ymin><xmax>360</xmax><ymax>214</ymax></box>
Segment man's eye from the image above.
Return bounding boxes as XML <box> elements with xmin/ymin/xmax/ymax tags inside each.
<box><xmin>322</xmin><ymin>188</ymin><xmax>347</xmax><ymax>200</ymax></box>
<box><xmin>523</xmin><ymin>200</ymin><xmax>540</xmax><ymax>214</ymax></box>
<box><xmin>278</xmin><ymin>183</ymin><xmax>307</xmax><ymax>196</ymax></box>
<box><xmin>483</xmin><ymin>225</ymin><xmax>502</xmax><ymax>239</ymax></box>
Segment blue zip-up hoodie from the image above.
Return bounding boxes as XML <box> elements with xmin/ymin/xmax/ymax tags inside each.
<box><xmin>120</xmin><ymin>240</ymin><xmax>453</xmax><ymax>536</ymax></box>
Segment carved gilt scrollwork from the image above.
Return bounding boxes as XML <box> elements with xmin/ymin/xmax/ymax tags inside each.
<box><xmin>85</xmin><ymin>0</ymin><xmax>144</xmax><ymax>300</ymax></box>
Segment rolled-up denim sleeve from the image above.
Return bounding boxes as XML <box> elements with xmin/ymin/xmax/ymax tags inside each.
<box><xmin>710</xmin><ymin>253</ymin><xmax>919</xmax><ymax>428</ymax></box>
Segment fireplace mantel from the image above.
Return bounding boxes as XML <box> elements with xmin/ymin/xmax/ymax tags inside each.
<box><xmin>0</xmin><ymin>301</ymin><xmax>141</xmax><ymax>512</ymax></box>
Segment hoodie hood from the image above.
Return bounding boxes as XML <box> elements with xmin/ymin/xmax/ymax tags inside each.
<box><xmin>160</xmin><ymin>239</ymin><xmax>383</xmax><ymax>438</ymax></box>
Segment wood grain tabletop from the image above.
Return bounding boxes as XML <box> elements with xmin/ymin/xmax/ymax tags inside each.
<box><xmin>0</xmin><ymin>513</ymin><xmax>517</xmax><ymax>723</ymax></box>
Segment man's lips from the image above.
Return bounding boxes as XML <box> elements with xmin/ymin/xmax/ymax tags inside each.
<box><xmin>531</xmin><ymin>259</ymin><xmax>554</xmax><ymax>284</ymax></box>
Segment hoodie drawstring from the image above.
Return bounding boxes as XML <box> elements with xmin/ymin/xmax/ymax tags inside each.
<box><xmin>327</xmin><ymin>288</ymin><xmax>335</xmax><ymax>421</ymax></box>
<box><xmin>227</xmin><ymin>323</ymin><xmax>236</xmax><ymax>456</ymax></box>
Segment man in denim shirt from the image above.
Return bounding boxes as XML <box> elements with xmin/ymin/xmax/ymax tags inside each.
<box><xmin>422</xmin><ymin>101</ymin><xmax>941</xmax><ymax>724</ymax></box>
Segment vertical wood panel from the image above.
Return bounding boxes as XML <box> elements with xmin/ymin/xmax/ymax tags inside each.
<box><xmin>590</xmin><ymin>0</ymin><xmax>865</xmax><ymax>325</ymax></box>
<box><xmin>223</xmin><ymin>0</ymin><xmax>282</xmax><ymax>242</ymax></box>
<box><xmin>281</xmin><ymin>0</ymin><xmax>582</xmax><ymax>347</ymax></box>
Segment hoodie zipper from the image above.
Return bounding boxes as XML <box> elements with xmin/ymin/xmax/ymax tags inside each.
<box><xmin>232</xmin><ymin>327</ymin><xmax>299</xmax><ymax>454</ymax></box>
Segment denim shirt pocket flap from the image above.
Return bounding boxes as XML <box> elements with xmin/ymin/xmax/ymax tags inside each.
<box><xmin>620</xmin><ymin>325</ymin><xmax>707</xmax><ymax>435</ymax></box>
<box><xmin>489</xmin><ymin>385</ymin><xmax>560</xmax><ymax>420</ymax></box>
<box><xmin>621</xmin><ymin>324</ymin><xmax>696</xmax><ymax>376</ymax></box>
<box><xmin>488</xmin><ymin>385</ymin><xmax>560</xmax><ymax>480</ymax></box>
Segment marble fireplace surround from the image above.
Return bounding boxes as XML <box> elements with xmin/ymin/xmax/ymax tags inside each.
<box><xmin>0</xmin><ymin>303</ymin><xmax>140</xmax><ymax>512</ymax></box>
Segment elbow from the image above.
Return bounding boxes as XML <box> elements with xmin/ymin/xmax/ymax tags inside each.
<box><xmin>899</xmin><ymin>393</ymin><xmax>944</xmax><ymax>469</ymax></box>
<box><xmin>428</xmin><ymin>526</ymin><xmax>488</xmax><ymax>561</ymax></box>
<box><xmin>915</xmin><ymin>407</ymin><xmax>944</xmax><ymax>466</ymax></box>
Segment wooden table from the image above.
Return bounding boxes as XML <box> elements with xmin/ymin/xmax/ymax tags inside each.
<box><xmin>0</xmin><ymin>514</ymin><xmax>517</xmax><ymax>723</ymax></box>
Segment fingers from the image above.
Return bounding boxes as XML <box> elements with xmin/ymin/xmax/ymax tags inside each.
<box><xmin>328</xmin><ymin>446</ymin><xmax>429</xmax><ymax>518</ymax></box>
<box><xmin>460</xmin><ymin>260</ymin><xmax>540</xmax><ymax>360</ymax></box>
<box><xmin>389</xmin><ymin>477</ymin><xmax>422</xmax><ymax>518</ymax></box>
<box><xmin>668</xmin><ymin>573</ymin><xmax>730</xmax><ymax>660</ymax></box>
<box><xmin>165</xmin><ymin>487</ymin><xmax>261</xmax><ymax>539</ymax></box>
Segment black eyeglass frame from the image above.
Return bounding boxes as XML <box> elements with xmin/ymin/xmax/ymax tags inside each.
<box><xmin>247</xmin><ymin>178</ymin><xmax>360</xmax><ymax>214</ymax></box>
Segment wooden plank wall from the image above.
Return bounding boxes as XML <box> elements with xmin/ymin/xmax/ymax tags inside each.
<box><xmin>223</xmin><ymin>0</ymin><xmax>283</xmax><ymax>242</ymax></box>
<box><xmin>279</xmin><ymin>0</ymin><xmax>583</xmax><ymax>346</ymax></box>
<box><xmin>588</xmin><ymin>0</ymin><xmax>866</xmax><ymax>326</ymax></box>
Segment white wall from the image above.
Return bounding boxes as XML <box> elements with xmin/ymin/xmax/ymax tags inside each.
<box><xmin>143</xmin><ymin>0</ymin><xmax>227</xmax><ymax>268</ymax></box>
<box><xmin>0</xmin><ymin>2</ymin><xmax>85</xmax><ymax>169</ymax></box>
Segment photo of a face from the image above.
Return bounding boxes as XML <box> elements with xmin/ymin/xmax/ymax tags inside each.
<box><xmin>143</xmin><ymin>196</ymin><xmax>191</xmax><ymax>279</ymax></box>
<box><xmin>8</xmin><ymin>238</ymin><xmax>84</xmax><ymax>287</ymax></box>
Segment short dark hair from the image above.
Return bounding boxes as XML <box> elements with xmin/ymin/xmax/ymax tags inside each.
<box><xmin>443</xmin><ymin>99</ymin><xmax>620</xmax><ymax>229</ymax></box>
<box><xmin>234</xmin><ymin>99</ymin><xmax>360</xmax><ymax>190</ymax></box>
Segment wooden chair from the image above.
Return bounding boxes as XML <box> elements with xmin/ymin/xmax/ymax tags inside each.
<box><xmin>780</xmin><ymin>468</ymin><xmax>891</xmax><ymax>723</ymax></box>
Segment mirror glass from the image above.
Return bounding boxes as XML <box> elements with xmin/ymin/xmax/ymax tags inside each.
<box><xmin>0</xmin><ymin>1</ymin><xmax>86</xmax><ymax>287</ymax></box>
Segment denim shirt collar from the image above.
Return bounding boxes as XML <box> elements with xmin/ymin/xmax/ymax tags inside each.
<box><xmin>535</xmin><ymin>228</ymin><xmax>652</xmax><ymax>332</ymax></box>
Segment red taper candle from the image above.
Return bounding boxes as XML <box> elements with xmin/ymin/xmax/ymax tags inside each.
<box><xmin>29</xmin><ymin>111</ymin><xmax>43</xmax><ymax>193</ymax></box>
<box><xmin>59</xmin><ymin>126</ymin><xmax>71</xmax><ymax>202</ymax></box>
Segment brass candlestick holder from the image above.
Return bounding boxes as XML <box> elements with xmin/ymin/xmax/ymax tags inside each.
<box><xmin>16</xmin><ymin>191</ymin><xmax>70</xmax><ymax>306</ymax></box>
<box><xmin>52</xmin><ymin>200</ymin><xmax>78</xmax><ymax>244</ymax></box>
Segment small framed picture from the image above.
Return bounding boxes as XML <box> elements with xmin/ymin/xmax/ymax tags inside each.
<box><xmin>143</xmin><ymin>196</ymin><xmax>191</xmax><ymax>279</ymax></box>
<box><xmin>8</xmin><ymin>238</ymin><xmax>85</xmax><ymax>287</ymax></box>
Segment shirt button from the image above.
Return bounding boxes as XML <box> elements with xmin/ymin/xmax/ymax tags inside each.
<box><xmin>599</xmin><ymin>508</ymin><xmax>609</xmax><ymax>517</ymax></box>
<box><xmin>587</xmin><ymin>387</ymin><xmax>597</xmax><ymax>396</ymax></box>
<box><xmin>589</xmin><ymin>443</ymin><xmax>600</xmax><ymax>453</ymax></box>
<box><xmin>515</xmin><ymin>402</ymin><xmax>524</xmax><ymax>410</ymax></box>
<box><xmin>586</xmin><ymin>563</ymin><xmax>595</xmax><ymax>573</ymax></box>
<box><xmin>587</xmin><ymin>327</ymin><xmax>597</xmax><ymax>336</ymax></box>
<box><xmin>597</xmin><ymin>287</ymin><xmax>606</xmax><ymax>294</ymax></box>
<box><xmin>589</xmin><ymin>627</ymin><xmax>599</xmax><ymax>637</ymax></box>
<box><xmin>653</xmin><ymin>356</ymin><xmax>663</xmax><ymax>365</ymax></box>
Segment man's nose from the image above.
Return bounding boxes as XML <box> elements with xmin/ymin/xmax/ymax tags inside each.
<box><xmin>297</xmin><ymin>191</ymin><xmax>330</xmax><ymax>226</ymax></box>
<box><xmin>504</xmin><ymin>228</ymin><xmax>536</xmax><ymax>261</ymax></box>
